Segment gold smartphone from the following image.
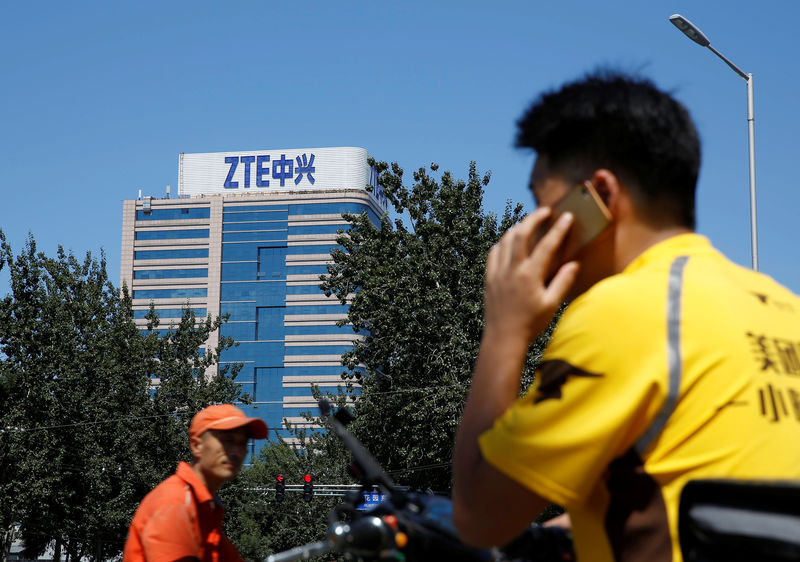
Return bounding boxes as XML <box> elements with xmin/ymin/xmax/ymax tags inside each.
<box><xmin>534</xmin><ymin>180</ymin><xmax>612</xmax><ymax>266</ymax></box>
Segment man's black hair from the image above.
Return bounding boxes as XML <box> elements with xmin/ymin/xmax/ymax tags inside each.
<box><xmin>516</xmin><ymin>69</ymin><xmax>701</xmax><ymax>229</ymax></box>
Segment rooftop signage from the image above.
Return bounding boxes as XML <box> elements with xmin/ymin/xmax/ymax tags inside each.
<box><xmin>178</xmin><ymin>147</ymin><xmax>387</xmax><ymax>211</ymax></box>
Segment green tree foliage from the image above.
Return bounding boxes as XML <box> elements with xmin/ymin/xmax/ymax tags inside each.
<box><xmin>319</xmin><ymin>160</ymin><xmax>550</xmax><ymax>493</ymax></box>
<box><xmin>0</xmin><ymin>231</ymin><xmax>243</xmax><ymax>561</ymax></box>
<box><xmin>222</xmin><ymin>423</ymin><xmax>354</xmax><ymax>561</ymax></box>
<box><xmin>224</xmin><ymin>159</ymin><xmax>561</xmax><ymax>558</ymax></box>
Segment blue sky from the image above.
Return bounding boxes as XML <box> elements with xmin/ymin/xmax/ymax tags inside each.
<box><xmin>1</xmin><ymin>1</ymin><xmax>798</xmax><ymax>293</ymax></box>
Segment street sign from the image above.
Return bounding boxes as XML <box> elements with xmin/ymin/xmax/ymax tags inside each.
<box><xmin>357</xmin><ymin>491</ymin><xmax>387</xmax><ymax>511</ymax></box>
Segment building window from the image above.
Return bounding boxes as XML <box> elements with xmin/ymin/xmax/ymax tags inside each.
<box><xmin>286</xmin><ymin>245</ymin><xmax>341</xmax><ymax>255</ymax></box>
<box><xmin>134</xmin><ymin>268</ymin><xmax>208</xmax><ymax>279</ymax></box>
<box><xmin>258</xmin><ymin>247</ymin><xmax>286</xmax><ymax>279</ymax></box>
<box><xmin>223</xmin><ymin>231</ymin><xmax>287</xmax><ymax>243</ymax></box>
<box><xmin>220</xmin><ymin>322</ymin><xmax>258</xmax><ymax>342</ymax></box>
<box><xmin>221</xmin><ymin>262</ymin><xmax>257</xmax><ymax>281</ymax></box>
<box><xmin>134</xmin><ymin>249</ymin><xmax>209</xmax><ymax>260</ymax></box>
<box><xmin>133</xmin><ymin>308</ymin><xmax>206</xmax><ymax>319</ymax></box>
<box><xmin>285</xmin><ymin>303</ymin><xmax>349</xmax><ymax>315</ymax></box>
<box><xmin>284</xmin><ymin>264</ymin><xmax>330</xmax><ymax>275</ymax></box>
<box><xmin>220</xmin><ymin>302</ymin><xmax>256</xmax><ymax>320</ymax></box>
<box><xmin>288</xmin><ymin>225</ymin><xmax>350</xmax><ymax>236</ymax></box>
<box><xmin>223</xmin><ymin>221</ymin><xmax>288</xmax><ymax>232</ymax></box>
<box><xmin>286</xmin><ymin>284</ymin><xmax>326</xmax><ymax>295</ymax></box>
<box><xmin>220</xmin><ymin>281</ymin><xmax>284</xmax><ymax>300</ymax></box>
<box><xmin>284</xmin><ymin>345</ymin><xmax>353</xmax><ymax>356</ymax></box>
<box><xmin>135</xmin><ymin>229</ymin><xmax>209</xmax><ymax>240</ymax></box>
<box><xmin>132</xmin><ymin>288</ymin><xmax>208</xmax><ymax>300</ymax></box>
<box><xmin>256</xmin><ymin>307</ymin><xmax>284</xmax><ymax>341</ymax></box>
<box><xmin>288</xmin><ymin>202</ymin><xmax>377</xmax><ymax>223</ymax></box>
<box><xmin>223</xmin><ymin>210</ymin><xmax>289</xmax><ymax>222</ymax></box>
<box><xmin>254</xmin><ymin>367</ymin><xmax>283</xmax><ymax>402</ymax></box>
<box><xmin>136</xmin><ymin>208</ymin><xmax>210</xmax><ymax>221</ymax></box>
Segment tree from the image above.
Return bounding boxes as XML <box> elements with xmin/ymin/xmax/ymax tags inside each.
<box><xmin>221</xmin><ymin>159</ymin><xmax>561</xmax><ymax>559</ymax></box>
<box><xmin>0</xmin><ymin>231</ymin><xmax>244</xmax><ymax>561</ymax></box>
<box><xmin>319</xmin><ymin>160</ymin><xmax>553</xmax><ymax>493</ymax></box>
<box><xmin>222</xmin><ymin>421</ymin><xmax>354</xmax><ymax>561</ymax></box>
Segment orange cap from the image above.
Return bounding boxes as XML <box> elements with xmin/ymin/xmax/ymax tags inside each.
<box><xmin>189</xmin><ymin>404</ymin><xmax>268</xmax><ymax>440</ymax></box>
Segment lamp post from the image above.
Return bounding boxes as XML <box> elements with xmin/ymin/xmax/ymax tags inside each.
<box><xmin>669</xmin><ymin>13</ymin><xmax>758</xmax><ymax>271</ymax></box>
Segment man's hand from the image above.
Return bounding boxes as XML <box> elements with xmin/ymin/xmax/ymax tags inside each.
<box><xmin>453</xmin><ymin>207</ymin><xmax>578</xmax><ymax>547</ymax></box>
<box><xmin>483</xmin><ymin>207</ymin><xmax>579</xmax><ymax>346</ymax></box>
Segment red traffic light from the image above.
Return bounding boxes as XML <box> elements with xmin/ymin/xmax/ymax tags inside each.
<box><xmin>275</xmin><ymin>474</ymin><xmax>286</xmax><ymax>502</ymax></box>
<box><xmin>303</xmin><ymin>474</ymin><xmax>312</xmax><ymax>483</ymax></box>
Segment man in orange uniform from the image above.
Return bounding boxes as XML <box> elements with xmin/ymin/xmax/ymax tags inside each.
<box><xmin>124</xmin><ymin>404</ymin><xmax>268</xmax><ymax>562</ymax></box>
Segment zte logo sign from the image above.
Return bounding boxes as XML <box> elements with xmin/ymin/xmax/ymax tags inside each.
<box><xmin>224</xmin><ymin>153</ymin><xmax>315</xmax><ymax>189</ymax></box>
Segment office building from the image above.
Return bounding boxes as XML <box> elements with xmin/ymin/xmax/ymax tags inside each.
<box><xmin>120</xmin><ymin>147</ymin><xmax>387</xmax><ymax>442</ymax></box>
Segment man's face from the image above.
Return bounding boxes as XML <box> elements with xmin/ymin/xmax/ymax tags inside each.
<box><xmin>193</xmin><ymin>428</ymin><xmax>249</xmax><ymax>487</ymax></box>
<box><xmin>529</xmin><ymin>156</ymin><xmax>615</xmax><ymax>297</ymax></box>
<box><xmin>528</xmin><ymin>156</ymin><xmax>570</xmax><ymax>210</ymax></box>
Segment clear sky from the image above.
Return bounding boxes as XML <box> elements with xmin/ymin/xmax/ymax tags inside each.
<box><xmin>1</xmin><ymin>1</ymin><xmax>798</xmax><ymax>293</ymax></box>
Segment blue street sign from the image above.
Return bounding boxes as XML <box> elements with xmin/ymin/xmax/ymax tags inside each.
<box><xmin>356</xmin><ymin>491</ymin><xmax>387</xmax><ymax>511</ymax></box>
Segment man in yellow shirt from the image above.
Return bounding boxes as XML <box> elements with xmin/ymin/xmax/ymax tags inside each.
<box><xmin>452</xmin><ymin>70</ymin><xmax>800</xmax><ymax>561</ymax></box>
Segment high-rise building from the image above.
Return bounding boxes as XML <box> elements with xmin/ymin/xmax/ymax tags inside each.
<box><xmin>120</xmin><ymin>147</ymin><xmax>387</xmax><ymax>444</ymax></box>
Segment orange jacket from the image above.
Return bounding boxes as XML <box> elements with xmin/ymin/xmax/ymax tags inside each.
<box><xmin>123</xmin><ymin>462</ymin><xmax>243</xmax><ymax>562</ymax></box>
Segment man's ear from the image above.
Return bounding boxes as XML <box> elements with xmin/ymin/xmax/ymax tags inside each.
<box><xmin>590</xmin><ymin>169</ymin><xmax>623</xmax><ymax>219</ymax></box>
<box><xmin>189</xmin><ymin>434</ymin><xmax>204</xmax><ymax>461</ymax></box>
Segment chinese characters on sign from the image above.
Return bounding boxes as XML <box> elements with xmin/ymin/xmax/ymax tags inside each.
<box><xmin>224</xmin><ymin>153</ymin><xmax>316</xmax><ymax>189</ymax></box>
<box><xmin>357</xmin><ymin>491</ymin><xmax>387</xmax><ymax>511</ymax></box>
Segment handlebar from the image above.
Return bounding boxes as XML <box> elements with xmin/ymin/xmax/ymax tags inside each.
<box><xmin>263</xmin><ymin>400</ymin><xmax>574</xmax><ymax>562</ymax></box>
<box><xmin>264</xmin><ymin>540</ymin><xmax>331</xmax><ymax>562</ymax></box>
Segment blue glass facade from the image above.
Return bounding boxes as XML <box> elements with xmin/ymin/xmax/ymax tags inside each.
<box><xmin>134</xmin><ymin>268</ymin><xmax>208</xmax><ymax>279</ymax></box>
<box><xmin>136</xmin><ymin>207</ymin><xmax>210</xmax><ymax>221</ymax></box>
<box><xmin>133</xmin><ymin>288</ymin><xmax>208</xmax><ymax>300</ymax></box>
<box><xmin>135</xmin><ymin>229</ymin><xmax>210</xmax><ymax>240</ymax></box>
<box><xmin>217</xmin><ymin>200</ymin><xmax>365</xmax><ymax>439</ymax></box>
<box><xmin>123</xmin><ymin>152</ymin><xmax>385</xmax><ymax>452</ymax></box>
<box><xmin>132</xmin><ymin>308</ymin><xmax>207</xmax><ymax>319</ymax></box>
<box><xmin>135</xmin><ymin>249</ymin><xmax>209</xmax><ymax>260</ymax></box>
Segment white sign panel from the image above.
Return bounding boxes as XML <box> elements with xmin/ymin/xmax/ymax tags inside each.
<box><xmin>179</xmin><ymin>146</ymin><xmax>387</xmax><ymax>211</ymax></box>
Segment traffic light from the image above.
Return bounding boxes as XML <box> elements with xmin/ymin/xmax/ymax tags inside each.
<box><xmin>275</xmin><ymin>474</ymin><xmax>285</xmax><ymax>502</ymax></box>
<box><xmin>303</xmin><ymin>474</ymin><xmax>313</xmax><ymax>502</ymax></box>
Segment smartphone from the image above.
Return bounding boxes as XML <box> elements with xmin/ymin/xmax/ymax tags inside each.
<box><xmin>534</xmin><ymin>180</ymin><xmax>612</xmax><ymax>266</ymax></box>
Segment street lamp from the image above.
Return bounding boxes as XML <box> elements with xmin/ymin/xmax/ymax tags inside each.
<box><xmin>669</xmin><ymin>14</ymin><xmax>759</xmax><ymax>271</ymax></box>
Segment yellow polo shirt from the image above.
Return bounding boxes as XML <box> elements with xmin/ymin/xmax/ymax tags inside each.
<box><xmin>480</xmin><ymin>234</ymin><xmax>800</xmax><ymax>562</ymax></box>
